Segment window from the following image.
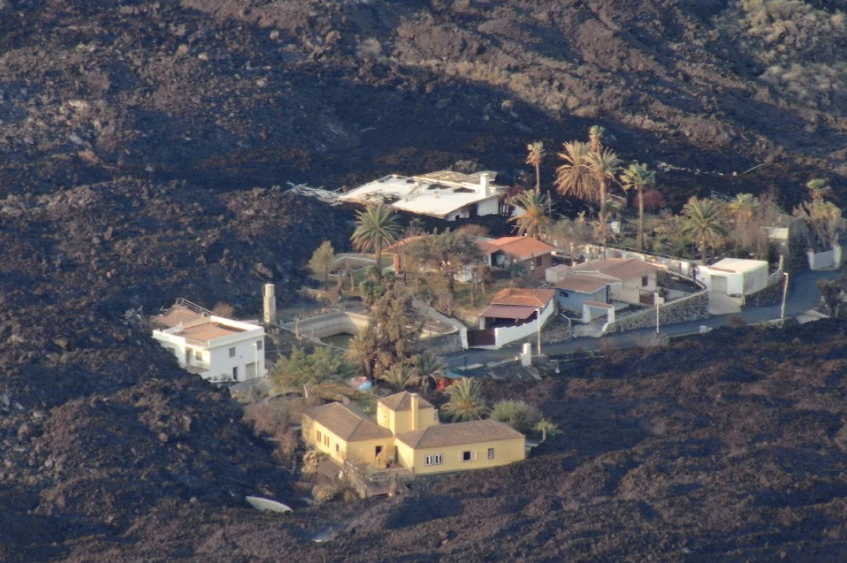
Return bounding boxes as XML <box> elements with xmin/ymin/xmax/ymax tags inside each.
<box><xmin>229</xmin><ymin>347</ymin><xmax>236</xmax><ymax>358</ymax></box>
<box><xmin>194</xmin><ymin>350</ymin><xmax>202</xmax><ymax>361</ymax></box>
<box><xmin>324</xmin><ymin>435</ymin><xmax>330</xmax><ymax>447</ymax></box>
<box><xmin>642</xmin><ymin>276</ymin><xmax>649</xmax><ymax>287</ymax></box>
<box><xmin>316</xmin><ymin>431</ymin><xmax>322</xmax><ymax>443</ymax></box>
<box><xmin>534</xmin><ymin>255</ymin><xmax>543</xmax><ymax>267</ymax></box>
<box><xmin>559</xmin><ymin>290</ymin><xmax>569</xmax><ymax>298</ymax></box>
<box><xmin>232</xmin><ymin>367</ymin><xmax>238</xmax><ymax>379</ymax></box>
<box><xmin>462</xmin><ymin>451</ymin><xmax>476</xmax><ymax>462</ymax></box>
<box><xmin>335</xmin><ymin>444</ymin><xmax>339</xmax><ymax>452</ymax></box>
<box><xmin>424</xmin><ymin>454</ymin><xmax>443</xmax><ymax>466</ymax></box>
<box><xmin>256</xmin><ymin>340</ymin><xmax>263</xmax><ymax>351</ymax></box>
<box><xmin>488</xmin><ymin>448</ymin><xmax>495</xmax><ymax>460</ymax></box>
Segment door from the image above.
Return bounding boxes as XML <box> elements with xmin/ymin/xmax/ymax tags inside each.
<box><xmin>712</xmin><ymin>275</ymin><xmax>728</xmax><ymax>293</ymax></box>
<box><xmin>246</xmin><ymin>362</ymin><xmax>257</xmax><ymax>379</ymax></box>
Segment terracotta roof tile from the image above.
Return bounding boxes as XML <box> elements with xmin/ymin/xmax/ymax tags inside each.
<box><xmin>489</xmin><ymin>288</ymin><xmax>555</xmax><ymax>308</ymax></box>
<box><xmin>379</xmin><ymin>392</ymin><xmax>434</xmax><ymax>412</ymax></box>
<box><xmin>304</xmin><ymin>403</ymin><xmax>393</xmax><ymax>442</ymax></box>
<box><xmin>396</xmin><ymin>419</ymin><xmax>524</xmax><ymax>449</ymax></box>
<box><xmin>554</xmin><ymin>275</ymin><xmax>611</xmax><ymax>294</ymax></box>
<box><xmin>489</xmin><ymin>237</ymin><xmax>555</xmax><ymax>261</ymax></box>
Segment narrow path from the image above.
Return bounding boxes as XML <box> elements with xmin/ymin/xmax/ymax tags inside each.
<box><xmin>445</xmin><ymin>267</ymin><xmax>843</xmax><ymax>369</ymax></box>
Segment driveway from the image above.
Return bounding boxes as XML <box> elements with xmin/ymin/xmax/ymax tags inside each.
<box><xmin>445</xmin><ymin>267</ymin><xmax>843</xmax><ymax>369</ymax></box>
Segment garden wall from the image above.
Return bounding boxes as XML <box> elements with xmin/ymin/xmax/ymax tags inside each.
<box><xmin>603</xmin><ymin>291</ymin><xmax>709</xmax><ymax>334</ymax></box>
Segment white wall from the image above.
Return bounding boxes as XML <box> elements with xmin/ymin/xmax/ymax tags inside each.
<box><xmin>476</xmin><ymin>196</ymin><xmax>500</xmax><ymax>217</ymax></box>
<box><xmin>493</xmin><ymin>299</ymin><xmax>555</xmax><ymax>348</ymax></box>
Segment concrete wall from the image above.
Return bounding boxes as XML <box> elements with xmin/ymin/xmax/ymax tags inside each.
<box><xmin>284</xmin><ymin>311</ymin><xmax>370</xmax><ymax>340</ymax></box>
<box><xmin>808</xmin><ymin>244</ymin><xmax>842</xmax><ymax>270</ymax></box>
<box><xmin>603</xmin><ymin>291</ymin><xmax>709</xmax><ymax>334</ymax></box>
<box><xmin>570</xmin><ymin>243</ymin><xmax>696</xmax><ymax>277</ymax></box>
<box><xmin>493</xmin><ymin>299</ymin><xmax>555</xmax><ymax>348</ymax></box>
<box><xmin>556</xmin><ymin>287</ymin><xmax>607</xmax><ymax>314</ymax></box>
<box><xmin>397</xmin><ymin>438</ymin><xmax>526</xmax><ymax>475</ymax></box>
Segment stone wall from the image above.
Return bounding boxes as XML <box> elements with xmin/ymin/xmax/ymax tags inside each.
<box><xmin>414</xmin><ymin>333</ymin><xmax>464</xmax><ymax>355</ymax></box>
<box><xmin>604</xmin><ymin>291</ymin><xmax>709</xmax><ymax>333</ymax></box>
<box><xmin>745</xmin><ymin>276</ymin><xmax>785</xmax><ymax>307</ymax></box>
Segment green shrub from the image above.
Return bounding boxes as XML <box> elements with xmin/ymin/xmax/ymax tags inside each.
<box><xmin>489</xmin><ymin>400</ymin><xmax>542</xmax><ymax>435</ymax></box>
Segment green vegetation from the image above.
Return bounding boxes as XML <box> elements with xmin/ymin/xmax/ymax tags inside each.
<box><xmin>620</xmin><ymin>162</ymin><xmax>655</xmax><ymax>251</ymax></box>
<box><xmin>308</xmin><ymin>240</ymin><xmax>336</xmax><ymax>291</ymax></box>
<box><xmin>526</xmin><ymin>141</ymin><xmax>545</xmax><ymax>194</ymax></box>
<box><xmin>509</xmin><ymin>190</ymin><xmax>552</xmax><ymax>239</ymax></box>
<box><xmin>273</xmin><ymin>347</ymin><xmax>356</xmax><ymax>395</ymax></box>
<box><xmin>490</xmin><ymin>400</ymin><xmax>542</xmax><ymax>434</ymax></box>
<box><xmin>680</xmin><ymin>197</ymin><xmax>730</xmax><ymax>263</ymax></box>
<box><xmin>441</xmin><ymin>377</ymin><xmax>489</xmax><ymax>422</ymax></box>
<box><xmin>351</xmin><ymin>203</ymin><xmax>401</xmax><ymax>268</ymax></box>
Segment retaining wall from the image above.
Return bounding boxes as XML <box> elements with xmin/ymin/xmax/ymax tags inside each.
<box><xmin>604</xmin><ymin>291</ymin><xmax>709</xmax><ymax>333</ymax></box>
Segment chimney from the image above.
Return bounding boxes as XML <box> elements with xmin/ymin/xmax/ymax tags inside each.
<box><xmin>478</xmin><ymin>173</ymin><xmax>490</xmax><ymax>196</ymax></box>
<box><xmin>262</xmin><ymin>284</ymin><xmax>276</xmax><ymax>325</ymax></box>
<box><xmin>410</xmin><ymin>393</ymin><xmax>419</xmax><ymax>431</ymax></box>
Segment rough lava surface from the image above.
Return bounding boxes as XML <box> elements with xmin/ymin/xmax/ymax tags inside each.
<box><xmin>2</xmin><ymin>0</ymin><xmax>847</xmax><ymax>561</ymax></box>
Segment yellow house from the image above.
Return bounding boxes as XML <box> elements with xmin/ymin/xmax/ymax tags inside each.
<box><xmin>395</xmin><ymin>419</ymin><xmax>525</xmax><ymax>475</ymax></box>
<box><xmin>301</xmin><ymin>402</ymin><xmax>394</xmax><ymax>466</ymax></box>
<box><xmin>302</xmin><ymin>391</ymin><xmax>527</xmax><ymax>474</ymax></box>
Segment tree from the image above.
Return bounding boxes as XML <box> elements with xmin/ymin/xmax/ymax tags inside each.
<box><xmin>308</xmin><ymin>240</ymin><xmax>336</xmax><ymax>291</ymax></box>
<box><xmin>379</xmin><ymin>362</ymin><xmax>418</xmax><ymax>390</ymax></box>
<box><xmin>350</xmin><ymin>284</ymin><xmax>422</xmax><ymax>381</ymax></box>
<box><xmin>805</xmin><ymin>178</ymin><xmax>832</xmax><ymax>203</ymax></box>
<box><xmin>411</xmin><ymin>350</ymin><xmax>447</xmax><ymax>394</ymax></box>
<box><xmin>509</xmin><ymin>190</ymin><xmax>552</xmax><ymax>239</ymax></box>
<box><xmin>727</xmin><ymin>193</ymin><xmax>759</xmax><ymax>254</ymax></box>
<box><xmin>359</xmin><ymin>265</ymin><xmax>394</xmax><ymax>306</ymax></box>
<box><xmin>586</xmin><ymin>148</ymin><xmax>622</xmax><ymax>252</ymax></box>
<box><xmin>679</xmin><ymin>197</ymin><xmax>728</xmax><ymax>263</ymax></box>
<box><xmin>526</xmin><ymin>141</ymin><xmax>545</xmax><ymax>194</ymax></box>
<box><xmin>489</xmin><ymin>400</ymin><xmax>542</xmax><ymax>434</ymax></box>
<box><xmin>794</xmin><ymin>199</ymin><xmax>842</xmax><ymax>252</ymax></box>
<box><xmin>273</xmin><ymin>347</ymin><xmax>355</xmax><ymax>396</ymax></box>
<box><xmin>588</xmin><ymin>124</ymin><xmax>605</xmax><ymax>153</ymax></box>
<box><xmin>555</xmin><ymin>141</ymin><xmax>596</xmax><ymax>201</ymax></box>
<box><xmin>351</xmin><ymin>204</ymin><xmax>401</xmax><ymax>268</ymax></box>
<box><xmin>620</xmin><ymin>163</ymin><xmax>656</xmax><ymax>250</ymax></box>
<box><xmin>405</xmin><ymin>231</ymin><xmax>484</xmax><ymax>297</ymax></box>
<box><xmin>535</xmin><ymin>418</ymin><xmax>558</xmax><ymax>443</ymax></box>
<box><xmin>441</xmin><ymin>377</ymin><xmax>488</xmax><ymax>422</ymax></box>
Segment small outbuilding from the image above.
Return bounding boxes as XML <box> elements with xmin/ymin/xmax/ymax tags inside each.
<box><xmin>696</xmin><ymin>258</ymin><xmax>769</xmax><ymax>296</ymax></box>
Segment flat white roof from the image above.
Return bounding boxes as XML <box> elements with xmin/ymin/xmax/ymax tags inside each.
<box><xmin>338</xmin><ymin>171</ymin><xmax>503</xmax><ymax>219</ymax></box>
<box><xmin>707</xmin><ymin>258</ymin><xmax>768</xmax><ymax>274</ymax></box>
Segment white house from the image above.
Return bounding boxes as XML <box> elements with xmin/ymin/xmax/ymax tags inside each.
<box><xmin>152</xmin><ymin>304</ymin><xmax>266</xmax><ymax>383</ymax></box>
<box><xmin>548</xmin><ymin>258</ymin><xmax>664</xmax><ymax>313</ymax></box>
<box><xmin>696</xmin><ymin>258</ymin><xmax>769</xmax><ymax>296</ymax></box>
<box><xmin>471</xmin><ymin>288</ymin><xmax>556</xmax><ymax>349</ymax></box>
<box><xmin>338</xmin><ymin>170</ymin><xmax>503</xmax><ymax>221</ymax></box>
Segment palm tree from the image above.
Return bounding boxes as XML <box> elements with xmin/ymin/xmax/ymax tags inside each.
<box><xmin>680</xmin><ymin>197</ymin><xmax>728</xmax><ymax>263</ymax></box>
<box><xmin>620</xmin><ymin>162</ymin><xmax>656</xmax><ymax>250</ymax></box>
<box><xmin>441</xmin><ymin>378</ymin><xmax>488</xmax><ymax>422</ymax></box>
<box><xmin>805</xmin><ymin>178</ymin><xmax>832</xmax><ymax>203</ymax></box>
<box><xmin>351</xmin><ymin>204</ymin><xmax>401</xmax><ymax>268</ymax></box>
<box><xmin>411</xmin><ymin>350</ymin><xmax>447</xmax><ymax>394</ymax></box>
<box><xmin>586</xmin><ymin>149</ymin><xmax>622</xmax><ymax>252</ymax></box>
<box><xmin>509</xmin><ymin>190</ymin><xmax>552</xmax><ymax>239</ymax></box>
<box><xmin>588</xmin><ymin>125</ymin><xmax>605</xmax><ymax>153</ymax></box>
<box><xmin>346</xmin><ymin>332</ymin><xmax>376</xmax><ymax>380</ymax></box>
<box><xmin>535</xmin><ymin>418</ymin><xmax>558</xmax><ymax>443</ymax></box>
<box><xmin>727</xmin><ymin>193</ymin><xmax>759</xmax><ymax>253</ymax></box>
<box><xmin>526</xmin><ymin>141</ymin><xmax>545</xmax><ymax>194</ymax></box>
<box><xmin>794</xmin><ymin>199</ymin><xmax>842</xmax><ymax>252</ymax></box>
<box><xmin>555</xmin><ymin>141</ymin><xmax>597</xmax><ymax>201</ymax></box>
<box><xmin>380</xmin><ymin>363</ymin><xmax>418</xmax><ymax>390</ymax></box>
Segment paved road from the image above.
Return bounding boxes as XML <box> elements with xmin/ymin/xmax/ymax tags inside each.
<box><xmin>445</xmin><ymin>267</ymin><xmax>843</xmax><ymax>370</ymax></box>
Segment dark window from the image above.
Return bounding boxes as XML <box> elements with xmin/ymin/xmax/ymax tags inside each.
<box><xmin>488</xmin><ymin>448</ymin><xmax>495</xmax><ymax>460</ymax></box>
<box><xmin>229</xmin><ymin>347</ymin><xmax>236</xmax><ymax>358</ymax></box>
<box><xmin>534</xmin><ymin>256</ymin><xmax>543</xmax><ymax>267</ymax></box>
<box><xmin>462</xmin><ymin>451</ymin><xmax>475</xmax><ymax>462</ymax></box>
<box><xmin>232</xmin><ymin>367</ymin><xmax>238</xmax><ymax>379</ymax></box>
<box><xmin>642</xmin><ymin>276</ymin><xmax>649</xmax><ymax>286</ymax></box>
<box><xmin>256</xmin><ymin>340</ymin><xmax>263</xmax><ymax>351</ymax></box>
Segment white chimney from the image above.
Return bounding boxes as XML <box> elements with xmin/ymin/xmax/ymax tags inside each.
<box><xmin>410</xmin><ymin>393</ymin><xmax>419</xmax><ymax>431</ymax></box>
<box><xmin>262</xmin><ymin>284</ymin><xmax>276</xmax><ymax>325</ymax></box>
<box><xmin>478</xmin><ymin>173</ymin><xmax>490</xmax><ymax>196</ymax></box>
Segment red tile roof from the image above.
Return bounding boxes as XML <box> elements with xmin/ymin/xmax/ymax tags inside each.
<box><xmin>489</xmin><ymin>288</ymin><xmax>555</xmax><ymax>308</ymax></box>
<box><xmin>488</xmin><ymin>236</ymin><xmax>555</xmax><ymax>261</ymax></box>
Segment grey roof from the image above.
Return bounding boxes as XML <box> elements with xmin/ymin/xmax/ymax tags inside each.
<box><xmin>304</xmin><ymin>402</ymin><xmax>393</xmax><ymax>442</ymax></box>
<box><xmin>379</xmin><ymin>391</ymin><xmax>434</xmax><ymax>412</ymax></box>
<box><xmin>396</xmin><ymin>419</ymin><xmax>524</xmax><ymax>449</ymax></box>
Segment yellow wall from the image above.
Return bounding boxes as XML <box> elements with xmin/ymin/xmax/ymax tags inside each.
<box><xmin>376</xmin><ymin>401</ymin><xmax>439</xmax><ymax>435</ymax></box>
<box><xmin>396</xmin><ymin>437</ymin><xmax>526</xmax><ymax>475</ymax></box>
<box><xmin>302</xmin><ymin>415</ymin><xmax>393</xmax><ymax>466</ymax></box>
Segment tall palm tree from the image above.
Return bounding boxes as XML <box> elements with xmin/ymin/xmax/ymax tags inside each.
<box><xmin>411</xmin><ymin>350</ymin><xmax>447</xmax><ymax>394</ymax></box>
<box><xmin>586</xmin><ymin>149</ymin><xmax>622</xmax><ymax>252</ymax></box>
<box><xmin>441</xmin><ymin>377</ymin><xmax>488</xmax><ymax>422</ymax></box>
<box><xmin>680</xmin><ymin>197</ymin><xmax>728</xmax><ymax>263</ymax></box>
<box><xmin>379</xmin><ymin>363</ymin><xmax>417</xmax><ymax>390</ymax></box>
<box><xmin>805</xmin><ymin>178</ymin><xmax>832</xmax><ymax>203</ymax></box>
<box><xmin>620</xmin><ymin>162</ymin><xmax>656</xmax><ymax>251</ymax></box>
<box><xmin>727</xmin><ymin>193</ymin><xmax>759</xmax><ymax>253</ymax></box>
<box><xmin>351</xmin><ymin>204</ymin><xmax>401</xmax><ymax>268</ymax></box>
<box><xmin>526</xmin><ymin>141</ymin><xmax>545</xmax><ymax>194</ymax></box>
<box><xmin>509</xmin><ymin>190</ymin><xmax>552</xmax><ymax>239</ymax></box>
<box><xmin>588</xmin><ymin>125</ymin><xmax>605</xmax><ymax>153</ymax></box>
<box><xmin>555</xmin><ymin>141</ymin><xmax>597</xmax><ymax>201</ymax></box>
